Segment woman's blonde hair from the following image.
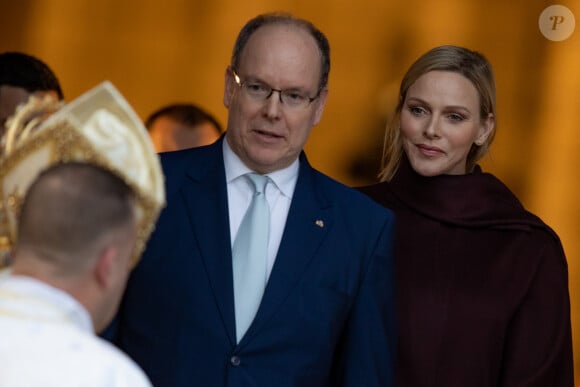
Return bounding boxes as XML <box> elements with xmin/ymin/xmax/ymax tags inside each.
<box><xmin>378</xmin><ymin>45</ymin><xmax>496</xmax><ymax>181</ymax></box>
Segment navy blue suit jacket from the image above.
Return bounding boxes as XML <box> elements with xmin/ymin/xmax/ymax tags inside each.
<box><xmin>111</xmin><ymin>137</ymin><xmax>396</xmax><ymax>386</ymax></box>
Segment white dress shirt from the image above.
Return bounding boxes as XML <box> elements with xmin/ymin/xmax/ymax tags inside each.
<box><xmin>0</xmin><ymin>273</ymin><xmax>152</xmax><ymax>387</ymax></box>
<box><xmin>223</xmin><ymin>138</ymin><xmax>298</xmax><ymax>279</ymax></box>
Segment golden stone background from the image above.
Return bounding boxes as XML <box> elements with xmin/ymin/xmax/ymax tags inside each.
<box><xmin>1</xmin><ymin>0</ymin><xmax>578</xmax><ymax>381</ymax></box>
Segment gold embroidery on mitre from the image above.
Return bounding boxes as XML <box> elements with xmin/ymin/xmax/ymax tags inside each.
<box><xmin>0</xmin><ymin>83</ymin><xmax>165</xmax><ymax>268</ymax></box>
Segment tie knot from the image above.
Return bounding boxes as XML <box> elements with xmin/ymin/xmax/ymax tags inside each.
<box><xmin>246</xmin><ymin>173</ymin><xmax>268</xmax><ymax>195</ymax></box>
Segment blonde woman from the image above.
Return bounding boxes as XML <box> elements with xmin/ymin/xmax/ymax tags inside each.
<box><xmin>359</xmin><ymin>45</ymin><xmax>573</xmax><ymax>386</ymax></box>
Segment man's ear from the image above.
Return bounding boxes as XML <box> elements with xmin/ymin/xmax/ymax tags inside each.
<box><xmin>94</xmin><ymin>246</ymin><xmax>118</xmax><ymax>289</ymax></box>
<box><xmin>223</xmin><ymin>66</ymin><xmax>236</xmax><ymax>109</ymax></box>
<box><xmin>312</xmin><ymin>87</ymin><xmax>329</xmax><ymax>126</ymax></box>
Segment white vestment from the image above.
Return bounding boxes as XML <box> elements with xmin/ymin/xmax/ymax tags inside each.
<box><xmin>0</xmin><ymin>272</ymin><xmax>152</xmax><ymax>387</ymax></box>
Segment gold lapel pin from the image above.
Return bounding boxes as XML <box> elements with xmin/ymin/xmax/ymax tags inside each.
<box><xmin>315</xmin><ymin>220</ymin><xmax>324</xmax><ymax>228</ymax></box>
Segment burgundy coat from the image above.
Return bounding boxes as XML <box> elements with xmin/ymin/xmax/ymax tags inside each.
<box><xmin>358</xmin><ymin>157</ymin><xmax>573</xmax><ymax>387</ymax></box>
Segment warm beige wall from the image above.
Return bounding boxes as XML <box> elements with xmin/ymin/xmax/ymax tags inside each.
<box><xmin>1</xmin><ymin>0</ymin><xmax>578</xmax><ymax>381</ymax></box>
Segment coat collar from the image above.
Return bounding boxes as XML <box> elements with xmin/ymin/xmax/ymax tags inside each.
<box><xmin>390</xmin><ymin>155</ymin><xmax>551</xmax><ymax>232</ymax></box>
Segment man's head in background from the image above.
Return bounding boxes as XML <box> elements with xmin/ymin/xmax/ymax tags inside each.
<box><xmin>145</xmin><ymin>103</ymin><xmax>222</xmax><ymax>152</ymax></box>
<box><xmin>0</xmin><ymin>52</ymin><xmax>64</xmax><ymax>132</ymax></box>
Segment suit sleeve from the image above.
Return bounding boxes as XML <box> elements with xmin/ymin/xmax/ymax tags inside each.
<box><xmin>332</xmin><ymin>215</ymin><xmax>397</xmax><ymax>387</ymax></box>
<box><xmin>500</xmin><ymin>234</ymin><xmax>574</xmax><ymax>386</ymax></box>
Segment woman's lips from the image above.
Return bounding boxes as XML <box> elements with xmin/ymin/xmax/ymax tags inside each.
<box><xmin>416</xmin><ymin>144</ymin><xmax>444</xmax><ymax>157</ymax></box>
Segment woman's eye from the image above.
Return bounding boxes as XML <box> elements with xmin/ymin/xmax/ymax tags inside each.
<box><xmin>448</xmin><ymin>113</ymin><xmax>464</xmax><ymax>122</ymax></box>
<box><xmin>409</xmin><ymin>106</ymin><xmax>425</xmax><ymax>115</ymax></box>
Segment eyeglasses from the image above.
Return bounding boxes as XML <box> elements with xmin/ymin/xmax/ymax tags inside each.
<box><xmin>232</xmin><ymin>69</ymin><xmax>320</xmax><ymax>109</ymax></box>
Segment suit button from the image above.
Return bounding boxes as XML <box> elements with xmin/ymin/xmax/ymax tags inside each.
<box><xmin>230</xmin><ymin>355</ymin><xmax>241</xmax><ymax>366</ymax></box>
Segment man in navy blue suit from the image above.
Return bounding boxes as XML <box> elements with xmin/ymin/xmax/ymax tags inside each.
<box><xmin>110</xmin><ymin>12</ymin><xmax>396</xmax><ymax>386</ymax></box>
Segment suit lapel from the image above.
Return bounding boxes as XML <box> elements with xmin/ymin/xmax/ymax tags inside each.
<box><xmin>179</xmin><ymin>139</ymin><xmax>237</xmax><ymax>346</ymax></box>
<box><xmin>240</xmin><ymin>154</ymin><xmax>333</xmax><ymax>345</ymax></box>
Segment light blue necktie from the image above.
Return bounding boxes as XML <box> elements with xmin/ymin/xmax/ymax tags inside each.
<box><xmin>232</xmin><ymin>173</ymin><xmax>270</xmax><ymax>343</ymax></box>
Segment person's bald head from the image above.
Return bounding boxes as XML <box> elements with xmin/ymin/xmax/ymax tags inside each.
<box><xmin>15</xmin><ymin>162</ymin><xmax>136</xmax><ymax>277</ymax></box>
